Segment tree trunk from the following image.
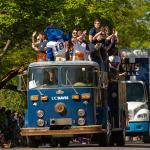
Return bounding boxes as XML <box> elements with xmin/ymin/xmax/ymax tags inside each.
<box><xmin>0</xmin><ymin>64</ymin><xmax>27</xmax><ymax>90</ymax></box>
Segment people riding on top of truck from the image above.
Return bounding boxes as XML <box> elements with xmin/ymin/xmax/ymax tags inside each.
<box><xmin>31</xmin><ymin>19</ymin><xmax>120</xmax><ymax>74</ymax></box>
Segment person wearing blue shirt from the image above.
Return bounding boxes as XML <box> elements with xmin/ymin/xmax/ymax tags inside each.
<box><xmin>89</xmin><ymin>19</ymin><xmax>101</xmax><ymax>44</ymax></box>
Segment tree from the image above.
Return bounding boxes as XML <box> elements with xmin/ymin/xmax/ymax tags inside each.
<box><xmin>0</xmin><ymin>0</ymin><xmax>149</xmax><ymax>110</ymax></box>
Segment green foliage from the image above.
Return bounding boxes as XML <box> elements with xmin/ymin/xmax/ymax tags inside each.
<box><xmin>0</xmin><ymin>0</ymin><xmax>149</xmax><ymax>111</ymax></box>
<box><xmin>0</xmin><ymin>47</ymin><xmax>35</xmax><ymax>79</ymax></box>
<box><xmin>0</xmin><ymin>0</ymin><xmax>149</xmax><ymax>47</ymax></box>
<box><xmin>0</xmin><ymin>89</ymin><xmax>26</xmax><ymax>112</ymax></box>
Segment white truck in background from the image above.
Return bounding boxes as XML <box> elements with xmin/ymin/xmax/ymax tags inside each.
<box><xmin>121</xmin><ymin>50</ymin><xmax>150</xmax><ymax>143</ymax></box>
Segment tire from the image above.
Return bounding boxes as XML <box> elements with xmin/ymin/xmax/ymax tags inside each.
<box><xmin>59</xmin><ymin>140</ymin><xmax>70</xmax><ymax>147</ymax></box>
<box><xmin>98</xmin><ymin>121</ymin><xmax>111</xmax><ymax>146</ymax></box>
<box><xmin>26</xmin><ymin>136</ymin><xmax>39</xmax><ymax>147</ymax></box>
<box><xmin>114</xmin><ymin>130</ymin><xmax>125</xmax><ymax>146</ymax></box>
<box><xmin>19</xmin><ymin>136</ymin><xmax>28</xmax><ymax>147</ymax></box>
<box><xmin>59</xmin><ymin>138</ymin><xmax>70</xmax><ymax>147</ymax></box>
<box><xmin>98</xmin><ymin>133</ymin><xmax>110</xmax><ymax>146</ymax></box>
<box><xmin>143</xmin><ymin>135</ymin><xmax>150</xmax><ymax>143</ymax></box>
<box><xmin>50</xmin><ymin>138</ymin><xmax>58</xmax><ymax>147</ymax></box>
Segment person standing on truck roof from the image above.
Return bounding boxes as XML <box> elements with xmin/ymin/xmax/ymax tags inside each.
<box><xmin>92</xmin><ymin>26</ymin><xmax>109</xmax><ymax>63</ymax></box>
<box><xmin>72</xmin><ymin>30</ymin><xmax>90</xmax><ymax>61</ymax></box>
<box><xmin>89</xmin><ymin>20</ymin><xmax>109</xmax><ymax>70</ymax></box>
<box><xmin>89</xmin><ymin>19</ymin><xmax>101</xmax><ymax>44</ymax></box>
<box><xmin>89</xmin><ymin>19</ymin><xmax>102</xmax><ymax>63</ymax></box>
<box><xmin>118</xmin><ymin>51</ymin><xmax>128</xmax><ymax>80</ymax></box>
<box><xmin>105</xmin><ymin>28</ymin><xmax>119</xmax><ymax>56</ymax></box>
<box><xmin>32</xmin><ymin>32</ymin><xmax>48</xmax><ymax>53</ymax></box>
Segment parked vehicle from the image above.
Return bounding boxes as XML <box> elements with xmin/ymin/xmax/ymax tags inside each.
<box><xmin>121</xmin><ymin>50</ymin><xmax>150</xmax><ymax>143</ymax></box>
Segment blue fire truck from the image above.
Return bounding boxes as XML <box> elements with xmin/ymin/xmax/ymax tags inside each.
<box><xmin>120</xmin><ymin>50</ymin><xmax>150</xmax><ymax>142</ymax></box>
<box><xmin>18</xmin><ymin>60</ymin><xmax>127</xmax><ymax>147</ymax></box>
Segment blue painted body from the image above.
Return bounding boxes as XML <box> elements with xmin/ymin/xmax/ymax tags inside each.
<box><xmin>124</xmin><ymin>57</ymin><xmax>149</xmax><ymax>98</ymax></box>
<box><xmin>25</xmin><ymin>87</ymin><xmax>96</xmax><ymax>128</ymax></box>
<box><xmin>126</xmin><ymin>122</ymin><xmax>149</xmax><ymax>135</ymax></box>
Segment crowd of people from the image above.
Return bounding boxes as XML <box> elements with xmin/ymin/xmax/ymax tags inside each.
<box><xmin>32</xmin><ymin>19</ymin><xmax>127</xmax><ymax>80</ymax></box>
<box><xmin>0</xmin><ymin>107</ymin><xmax>24</xmax><ymax>148</ymax></box>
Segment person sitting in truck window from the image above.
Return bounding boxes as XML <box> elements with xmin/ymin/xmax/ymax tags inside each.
<box><xmin>108</xmin><ymin>50</ymin><xmax>121</xmax><ymax>80</ymax></box>
<box><xmin>118</xmin><ymin>51</ymin><xmax>128</xmax><ymax>80</ymax></box>
<box><xmin>109</xmin><ymin>50</ymin><xmax>121</xmax><ymax>70</ymax></box>
<box><xmin>43</xmin><ymin>70</ymin><xmax>58</xmax><ymax>86</ymax></box>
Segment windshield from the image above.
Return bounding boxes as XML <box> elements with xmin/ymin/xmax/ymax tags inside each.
<box><xmin>61</xmin><ymin>66</ymin><xmax>98</xmax><ymax>87</ymax></box>
<box><xmin>29</xmin><ymin>67</ymin><xmax>58</xmax><ymax>89</ymax></box>
<box><xmin>126</xmin><ymin>83</ymin><xmax>145</xmax><ymax>102</ymax></box>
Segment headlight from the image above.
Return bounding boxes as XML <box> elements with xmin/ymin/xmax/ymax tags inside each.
<box><xmin>37</xmin><ymin>119</ymin><xmax>44</xmax><ymax>127</ymax></box>
<box><xmin>41</xmin><ymin>96</ymin><xmax>48</xmax><ymax>101</ymax></box>
<box><xmin>55</xmin><ymin>102</ymin><xmax>66</xmax><ymax>114</ymax></box>
<box><xmin>77</xmin><ymin>109</ymin><xmax>85</xmax><ymax>117</ymax></box>
<box><xmin>72</xmin><ymin>95</ymin><xmax>80</xmax><ymax>100</ymax></box>
<box><xmin>37</xmin><ymin>110</ymin><xmax>44</xmax><ymax>118</ymax></box>
<box><xmin>81</xmin><ymin>93</ymin><xmax>90</xmax><ymax>100</ymax></box>
<box><xmin>30</xmin><ymin>95</ymin><xmax>39</xmax><ymax>101</ymax></box>
<box><xmin>137</xmin><ymin>113</ymin><xmax>148</xmax><ymax>118</ymax></box>
<box><xmin>78</xmin><ymin>118</ymin><xmax>85</xmax><ymax>126</ymax></box>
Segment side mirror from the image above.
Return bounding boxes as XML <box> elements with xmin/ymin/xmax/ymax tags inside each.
<box><xmin>17</xmin><ymin>72</ymin><xmax>27</xmax><ymax>92</ymax></box>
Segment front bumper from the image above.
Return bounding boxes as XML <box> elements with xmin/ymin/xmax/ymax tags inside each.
<box><xmin>21</xmin><ymin>125</ymin><xmax>103</xmax><ymax>136</ymax></box>
<box><xmin>126</xmin><ymin>122</ymin><xmax>149</xmax><ymax>136</ymax></box>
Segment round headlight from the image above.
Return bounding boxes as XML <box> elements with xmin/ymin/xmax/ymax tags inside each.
<box><xmin>78</xmin><ymin>118</ymin><xmax>85</xmax><ymax>126</ymax></box>
<box><xmin>37</xmin><ymin>119</ymin><xmax>44</xmax><ymax>127</ymax></box>
<box><xmin>77</xmin><ymin>109</ymin><xmax>85</xmax><ymax>117</ymax></box>
<box><xmin>137</xmin><ymin>113</ymin><xmax>148</xmax><ymax>119</ymax></box>
<box><xmin>55</xmin><ymin>102</ymin><xmax>66</xmax><ymax>114</ymax></box>
<box><xmin>37</xmin><ymin>110</ymin><xmax>44</xmax><ymax>118</ymax></box>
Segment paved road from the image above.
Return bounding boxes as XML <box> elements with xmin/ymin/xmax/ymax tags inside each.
<box><xmin>9</xmin><ymin>142</ymin><xmax>150</xmax><ymax>150</ymax></box>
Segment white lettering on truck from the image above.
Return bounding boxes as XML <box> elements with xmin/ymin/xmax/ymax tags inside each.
<box><xmin>51</xmin><ymin>96</ymin><xmax>69</xmax><ymax>100</ymax></box>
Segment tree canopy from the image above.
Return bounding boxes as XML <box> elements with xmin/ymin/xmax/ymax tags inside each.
<box><xmin>0</xmin><ymin>0</ymin><xmax>149</xmax><ymax>110</ymax></box>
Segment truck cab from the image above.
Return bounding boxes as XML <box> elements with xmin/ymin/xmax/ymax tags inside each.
<box><xmin>17</xmin><ymin>60</ymin><xmax>127</xmax><ymax>147</ymax></box>
<box><xmin>125</xmin><ymin>80</ymin><xmax>149</xmax><ymax>135</ymax></box>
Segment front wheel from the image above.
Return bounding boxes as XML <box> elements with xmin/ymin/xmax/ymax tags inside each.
<box><xmin>113</xmin><ymin>130</ymin><xmax>125</xmax><ymax>146</ymax></box>
<box><xmin>26</xmin><ymin>136</ymin><xmax>39</xmax><ymax>147</ymax></box>
<box><xmin>99</xmin><ymin>121</ymin><xmax>111</xmax><ymax>146</ymax></box>
<box><xmin>59</xmin><ymin>138</ymin><xmax>70</xmax><ymax>147</ymax></box>
<box><xmin>143</xmin><ymin>135</ymin><xmax>150</xmax><ymax>143</ymax></box>
<box><xmin>98</xmin><ymin>133</ymin><xmax>111</xmax><ymax>146</ymax></box>
<box><xmin>50</xmin><ymin>138</ymin><xmax>58</xmax><ymax>147</ymax></box>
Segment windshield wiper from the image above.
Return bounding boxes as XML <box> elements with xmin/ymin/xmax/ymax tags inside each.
<box><xmin>66</xmin><ymin>70</ymin><xmax>80</xmax><ymax>95</ymax></box>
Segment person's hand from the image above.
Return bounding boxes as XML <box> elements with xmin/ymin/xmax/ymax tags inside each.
<box><xmin>32</xmin><ymin>31</ymin><xmax>37</xmax><ymax>37</ymax></box>
<box><xmin>122</xmin><ymin>72</ymin><xmax>127</xmax><ymax>76</ymax></box>
<box><xmin>112</xmin><ymin>28</ymin><xmax>116</xmax><ymax>34</ymax></box>
<box><xmin>113</xmin><ymin>30</ymin><xmax>118</xmax><ymax>37</ymax></box>
<box><xmin>83</xmin><ymin>30</ymin><xmax>87</xmax><ymax>35</ymax></box>
<box><xmin>111</xmin><ymin>37</ymin><xmax>115</xmax><ymax>43</ymax></box>
<box><xmin>32</xmin><ymin>43</ymin><xmax>35</xmax><ymax>47</ymax></box>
